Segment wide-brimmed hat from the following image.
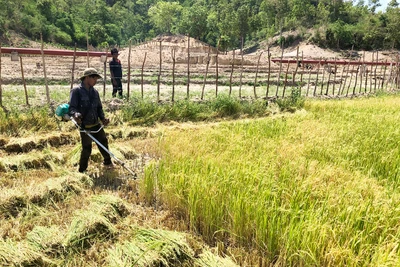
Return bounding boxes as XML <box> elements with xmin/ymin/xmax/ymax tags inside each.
<box><xmin>80</xmin><ymin>68</ymin><xmax>102</xmax><ymax>80</ymax></box>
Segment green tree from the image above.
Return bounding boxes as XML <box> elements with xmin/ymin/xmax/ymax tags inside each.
<box><xmin>148</xmin><ymin>1</ymin><xmax>182</xmax><ymax>34</ymax></box>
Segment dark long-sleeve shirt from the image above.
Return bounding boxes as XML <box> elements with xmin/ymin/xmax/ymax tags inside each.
<box><xmin>68</xmin><ymin>83</ymin><xmax>105</xmax><ymax>127</ymax></box>
<box><xmin>109</xmin><ymin>58</ymin><xmax>122</xmax><ymax>79</ymax></box>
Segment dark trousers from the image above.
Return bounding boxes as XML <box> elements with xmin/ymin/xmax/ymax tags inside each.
<box><xmin>112</xmin><ymin>78</ymin><xmax>123</xmax><ymax>97</ymax></box>
<box><xmin>79</xmin><ymin>124</ymin><xmax>111</xmax><ymax>172</ymax></box>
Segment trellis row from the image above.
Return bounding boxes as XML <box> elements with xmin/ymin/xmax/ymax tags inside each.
<box><xmin>0</xmin><ymin>42</ymin><xmax>399</xmax><ymax>107</ymax></box>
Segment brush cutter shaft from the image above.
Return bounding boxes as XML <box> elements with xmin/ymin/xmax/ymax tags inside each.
<box><xmin>71</xmin><ymin>118</ymin><xmax>137</xmax><ymax>179</ymax></box>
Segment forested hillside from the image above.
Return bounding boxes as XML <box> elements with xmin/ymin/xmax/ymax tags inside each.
<box><xmin>0</xmin><ymin>0</ymin><xmax>399</xmax><ymax>51</ymax></box>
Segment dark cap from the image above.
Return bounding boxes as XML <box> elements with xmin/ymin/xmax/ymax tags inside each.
<box><xmin>111</xmin><ymin>48</ymin><xmax>119</xmax><ymax>55</ymax></box>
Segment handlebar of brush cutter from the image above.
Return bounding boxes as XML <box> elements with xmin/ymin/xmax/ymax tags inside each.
<box><xmin>70</xmin><ymin>118</ymin><xmax>137</xmax><ymax>179</ymax></box>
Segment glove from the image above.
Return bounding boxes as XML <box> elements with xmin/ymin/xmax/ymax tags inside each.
<box><xmin>73</xmin><ymin>113</ymin><xmax>82</xmax><ymax>124</ymax></box>
<box><xmin>102</xmin><ymin>118</ymin><xmax>110</xmax><ymax>126</ymax></box>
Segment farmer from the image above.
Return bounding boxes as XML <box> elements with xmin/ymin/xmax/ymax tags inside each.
<box><xmin>69</xmin><ymin>68</ymin><xmax>113</xmax><ymax>173</ymax></box>
<box><xmin>109</xmin><ymin>47</ymin><xmax>123</xmax><ymax>98</ymax></box>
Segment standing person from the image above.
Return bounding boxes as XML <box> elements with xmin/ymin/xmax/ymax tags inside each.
<box><xmin>109</xmin><ymin>47</ymin><xmax>123</xmax><ymax>98</ymax></box>
<box><xmin>69</xmin><ymin>68</ymin><xmax>113</xmax><ymax>173</ymax></box>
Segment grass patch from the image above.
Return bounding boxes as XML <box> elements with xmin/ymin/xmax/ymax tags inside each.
<box><xmin>144</xmin><ymin>94</ymin><xmax>400</xmax><ymax>266</ymax></box>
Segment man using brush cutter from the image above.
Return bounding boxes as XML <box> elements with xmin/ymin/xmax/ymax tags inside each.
<box><xmin>68</xmin><ymin>68</ymin><xmax>113</xmax><ymax>173</ymax></box>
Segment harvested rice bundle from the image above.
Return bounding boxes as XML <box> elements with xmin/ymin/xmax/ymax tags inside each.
<box><xmin>0</xmin><ymin>189</ymin><xmax>27</xmax><ymax>218</ymax></box>
<box><xmin>26</xmin><ymin>225</ymin><xmax>65</xmax><ymax>256</ymax></box>
<box><xmin>89</xmin><ymin>194</ymin><xmax>129</xmax><ymax>222</ymax></box>
<box><xmin>194</xmin><ymin>250</ymin><xmax>239</xmax><ymax>267</ymax></box>
<box><xmin>0</xmin><ymin>239</ymin><xmax>55</xmax><ymax>266</ymax></box>
<box><xmin>107</xmin><ymin>227</ymin><xmax>194</xmax><ymax>267</ymax></box>
<box><xmin>64</xmin><ymin>210</ymin><xmax>117</xmax><ymax>250</ymax></box>
<box><xmin>29</xmin><ymin>174</ymin><xmax>92</xmax><ymax>204</ymax></box>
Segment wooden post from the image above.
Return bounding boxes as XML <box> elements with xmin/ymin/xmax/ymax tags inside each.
<box><xmin>276</xmin><ymin>47</ymin><xmax>284</xmax><ymax>96</ymax></box>
<box><xmin>346</xmin><ymin>63</ymin><xmax>356</xmax><ymax>96</ymax></box>
<box><xmin>381</xmin><ymin>60</ymin><xmax>388</xmax><ymax>90</ymax></box>
<box><xmin>86</xmin><ymin>31</ymin><xmax>90</xmax><ymax>67</ymax></box>
<box><xmin>253</xmin><ymin>52</ymin><xmax>262</xmax><ymax>99</ymax></box>
<box><xmin>282</xmin><ymin>61</ymin><xmax>290</xmax><ymax>98</ymax></box>
<box><xmin>337</xmin><ymin>61</ymin><xmax>346</xmax><ymax>96</ymax></box>
<box><xmin>320</xmin><ymin>60</ymin><xmax>326</xmax><ymax>95</ymax></box>
<box><xmin>374</xmin><ymin>51</ymin><xmax>378</xmax><ymax>92</ymax></box>
<box><xmin>71</xmin><ymin>43</ymin><xmax>77</xmax><ymax>91</ymax></box>
<box><xmin>369</xmin><ymin>51</ymin><xmax>374</xmax><ymax>92</ymax></box>
<box><xmin>127</xmin><ymin>39</ymin><xmax>132</xmax><ymax>100</ymax></box>
<box><xmin>187</xmin><ymin>34</ymin><xmax>190</xmax><ymax>100</ymax></box>
<box><xmin>266</xmin><ymin>47</ymin><xmax>271</xmax><ymax>98</ymax></box>
<box><xmin>306</xmin><ymin>66</ymin><xmax>312</xmax><ymax>96</ymax></box>
<box><xmin>0</xmin><ymin>44</ymin><xmax>2</xmax><ymax>107</ymax></box>
<box><xmin>364</xmin><ymin>52</ymin><xmax>368</xmax><ymax>92</ymax></box>
<box><xmin>341</xmin><ymin>62</ymin><xmax>350</xmax><ymax>95</ymax></box>
<box><xmin>292</xmin><ymin>46</ymin><xmax>299</xmax><ymax>84</ymax></box>
<box><xmin>103</xmin><ymin>48</ymin><xmax>107</xmax><ymax>99</ymax></box>
<box><xmin>201</xmin><ymin>45</ymin><xmax>210</xmax><ymax>100</ymax></box>
<box><xmin>229</xmin><ymin>50</ymin><xmax>235</xmax><ymax>96</ymax></box>
<box><xmin>216</xmin><ymin>38</ymin><xmax>220</xmax><ymax>97</ymax></box>
<box><xmin>313</xmin><ymin>59</ymin><xmax>321</xmax><ymax>96</ymax></box>
<box><xmin>332</xmin><ymin>58</ymin><xmax>337</xmax><ymax>95</ymax></box>
<box><xmin>19</xmin><ymin>56</ymin><xmax>29</xmax><ymax>106</ymax></box>
<box><xmin>171</xmin><ymin>48</ymin><xmax>176</xmax><ymax>102</ymax></box>
<box><xmin>300</xmin><ymin>51</ymin><xmax>304</xmax><ymax>83</ymax></box>
<box><xmin>353</xmin><ymin>65</ymin><xmax>359</xmax><ymax>95</ymax></box>
<box><xmin>40</xmin><ymin>34</ymin><xmax>50</xmax><ymax>104</ymax></box>
<box><xmin>157</xmin><ymin>41</ymin><xmax>162</xmax><ymax>102</ymax></box>
<box><xmin>141</xmin><ymin>52</ymin><xmax>147</xmax><ymax>99</ymax></box>
<box><xmin>239</xmin><ymin>36</ymin><xmax>244</xmax><ymax>98</ymax></box>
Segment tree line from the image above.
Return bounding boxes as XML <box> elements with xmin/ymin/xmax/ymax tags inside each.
<box><xmin>0</xmin><ymin>0</ymin><xmax>399</xmax><ymax>51</ymax></box>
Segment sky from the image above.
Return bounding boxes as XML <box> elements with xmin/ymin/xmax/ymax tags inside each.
<box><xmin>376</xmin><ymin>0</ymin><xmax>390</xmax><ymax>11</ymax></box>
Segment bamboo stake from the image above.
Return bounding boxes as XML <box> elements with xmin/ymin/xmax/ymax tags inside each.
<box><xmin>71</xmin><ymin>43</ymin><xmax>77</xmax><ymax>91</ymax></box>
<box><xmin>292</xmin><ymin>46</ymin><xmax>299</xmax><ymax>84</ymax></box>
<box><xmin>201</xmin><ymin>45</ymin><xmax>211</xmax><ymax>100</ymax></box>
<box><xmin>360</xmin><ymin>52</ymin><xmax>365</xmax><ymax>93</ymax></box>
<box><xmin>40</xmin><ymin>34</ymin><xmax>50</xmax><ymax>104</ymax></box>
<box><xmin>314</xmin><ymin>59</ymin><xmax>321</xmax><ymax>96</ymax></box>
<box><xmin>276</xmin><ymin>47</ymin><xmax>284</xmax><ymax>96</ymax></box>
<box><xmin>282</xmin><ymin>61</ymin><xmax>290</xmax><ymax>98</ymax></box>
<box><xmin>141</xmin><ymin>52</ymin><xmax>147</xmax><ymax>99</ymax></box>
<box><xmin>381</xmin><ymin>59</ymin><xmax>388</xmax><ymax>90</ymax></box>
<box><xmin>339</xmin><ymin>63</ymin><xmax>348</xmax><ymax>95</ymax></box>
<box><xmin>187</xmin><ymin>34</ymin><xmax>190</xmax><ymax>99</ymax></box>
<box><xmin>127</xmin><ymin>39</ymin><xmax>132</xmax><ymax>100</ymax></box>
<box><xmin>216</xmin><ymin>39</ymin><xmax>220</xmax><ymax>97</ymax></box>
<box><xmin>103</xmin><ymin>48</ymin><xmax>107</xmax><ymax>99</ymax></box>
<box><xmin>374</xmin><ymin>51</ymin><xmax>378</xmax><ymax>92</ymax></box>
<box><xmin>157</xmin><ymin>41</ymin><xmax>161</xmax><ymax>102</ymax></box>
<box><xmin>300</xmin><ymin>51</ymin><xmax>304</xmax><ymax>83</ymax></box>
<box><xmin>171</xmin><ymin>48</ymin><xmax>176</xmax><ymax>102</ymax></box>
<box><xmin>369</xmin><ymin>51</ymin><xmax>374</xmax><ymax>93</ymax></box>
<box><xmin>332</xmin><ymin>58</ymin><xmax>337</xmax><ymax>95</ymax></box>
<box><xmin>19</xmin><ymin>56</ymin><xmax>29</xmax><ymax>106</ymax></box>
<box><xmin>337</xmin><ymin>61</ymin><xmax>346</xmax><ymax>96</ymax></box>
<box><xmin>253</xmin><ymin>51</ymin><xmax>262</xmax><ymax>99</ymax></box>
<box><xmin>229</xmin><ymin>49</ymin><xmax>235</xmax><ymax>96</ymax></box>
<box><xmin>388</xmin><ymin>62</ymin><xmax>393</xmax><ymax>90</ymax></box>
<box><xmin>346</xmin><ymin>63</ymin><xmax>356</xmax><ymax>96</ymax></box>
<box><xmin>239</xmin><ymin>36</ymin><xmax>244</xmax><ymax>98</ymax></box>
<box><xmin>0</xmin><ymin>44</ymin><xmax>2</xmax><ymax>107</ymax></box>
<box><xmin>306</xmin><ymin>66</ymin><xmax>312</xmax><ymax>96</ymax></box>
<box><xmin>353</xmin><ymin>64</ymin><xmax>359</xmax><ymax>95</ymax></box>
<box><xmin>86</xmin><ymin>31</ymin><xmax>90</xmax><ymax>67</ymax></box>
<box><xmin>364</xmin><ymin>52</ymin><xmax>368</xmax><ymax>92</ymax></box>
<box><xmin>320</xmin><ymin>60</ymin><xmax>326</xmax><ymax>95</ymax></box>
<box><xmin>266</xmin><ymin>47</ymin><xmax>271</xmax><ymax>98</ymax></box>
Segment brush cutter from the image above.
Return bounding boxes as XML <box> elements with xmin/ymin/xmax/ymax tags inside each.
<box><xmin>55</xmin><ymin>103</ymin><xmax>137</xmax><ymax>179</ymax></box>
